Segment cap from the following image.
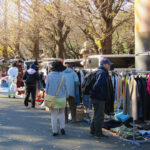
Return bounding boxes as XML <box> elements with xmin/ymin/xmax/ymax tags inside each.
<box><xmin>30</xmin><ymin>64</ymin><xmax>35</xmax><ymax>69</ymax></box>
<box><xmin>100</xmin><ymin>58</ymin><xmax>113</xmax><ymax>65</ymax></box>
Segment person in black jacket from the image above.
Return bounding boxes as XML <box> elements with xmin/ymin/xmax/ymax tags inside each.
<box><xmin>90</xmin><ymin>58</ymin><xmax>113</xmax><ymax>138</ymax></box>
<box><xmin>23</xmin><ymin>64</ymin><xmax>39</xmax><ymax>108</ymax></box>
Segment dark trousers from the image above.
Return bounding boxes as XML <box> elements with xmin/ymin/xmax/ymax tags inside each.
<box><xmin>24</xmin><ymin>85</ymin><xmax>36</xmax><ymax>107</ymax></box>
<box><xmin>90</xmin><ymin>99</ymin><xmax>105</xmax><ymax>136</ymax></box>
<box><xmin>65</xmin><ymin>96</ymin><xmax>76</xmax><ymax>122</ymax></box>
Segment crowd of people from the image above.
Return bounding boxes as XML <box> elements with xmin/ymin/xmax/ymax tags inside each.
<box><xmin>6</xmin><ymin>58</ymin><xmax>113</xmax><ymax>138</ymax></box>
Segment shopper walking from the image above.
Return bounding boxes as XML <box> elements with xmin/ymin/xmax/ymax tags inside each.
<box><xmin>7</xmin><ymin>62</ymin><xmax>18</xmax><ymax>98</ymax></box>
<box><xmin>64</xmin><ymin>63</ymin><xmax>79</xmax><ymax>123</ymax></box>
<box><xmin>46</xmin><ymin>61</ymin><xmax>68</xmax><ymax>136</ymax></box>
<box><xmin>23</xmin><ymin>64</ymin><xmax>39</xmax><ymax>108</ymax></box>
<box><xmin>90</xmin><ymin>58</ymin><xmax>113</xmax><ymax>138</ymax></box>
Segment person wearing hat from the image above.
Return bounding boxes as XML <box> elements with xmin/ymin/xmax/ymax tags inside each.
<box><xmin>46</xmin><ymin>61</ymin><xmax>68</xmax><ymax>136</ymax></box>
<box><xmin>23</xmin><ymin>64</ymin><xmax>40</xmax><ymax>108</ymax></box>
<box><xmin>90</xmin><ymin>58</ymin><xmax>113</xmax><ymax>138</ymax></box>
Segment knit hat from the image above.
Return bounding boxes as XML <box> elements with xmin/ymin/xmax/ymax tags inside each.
<box><xmin>30</xmin><ymin>64</ymin><xmax>36</xmax><ymax>69</ymax></box>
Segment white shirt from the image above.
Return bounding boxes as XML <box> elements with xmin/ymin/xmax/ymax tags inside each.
<box><xmin>8</xmin><ymin>67</ymin><xmax>18</xmax><ymax>82</ymax></box>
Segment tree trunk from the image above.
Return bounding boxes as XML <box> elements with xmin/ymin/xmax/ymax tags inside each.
<box><xmin>101</xmin><ymin>35</ymin><xmax>112</xmax><ymax>54</ymax></box>
<box><xmin>15</xmin><ymin>0</ymin><xmax>24</xmax><ymax>60</ymax></box>
<box><xmin>3</xmin><ymin>0</ymin><xmax>8</xmax><ymax>60</ymax></box>
<box><xmin>15</xmin><ymin>43</ymin><xmax>24</xmax><ymax>59</ymax></box>
<box><xmin>56</xmin><ymin>42</ymin><xmax>65</xmax><ymax>59</ymax></box>
<box><xmin>101</xmin><ymin>19</ymin><xmax>113</xmax><ymax>54</ymax></box>
<box><xmin>33</xmin><ymin>0</ymin><xmax>40</xmax><ymax>60</ymax></box>
<box><xmin>33</xmin><ymin>34</ymin><xmax>40</xmax><ymax>59</ymax></box>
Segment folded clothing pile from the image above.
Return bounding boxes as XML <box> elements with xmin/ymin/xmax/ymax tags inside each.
<box><xmin>111</xmin><ymin>125</ymin><xmax>144</xmax><ymax>140</ymax></box>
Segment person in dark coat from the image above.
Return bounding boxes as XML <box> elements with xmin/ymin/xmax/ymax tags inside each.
<box><xmin>23</xmin><ymin>64</ymin><xmax>39</xmax><ymax>108</ymax></box>
<box><xmin>90</xmin><ymin>58</ymin><xmax>113</xmax><ymax>138</ymax></box>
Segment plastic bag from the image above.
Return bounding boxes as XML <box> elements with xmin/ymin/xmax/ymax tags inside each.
<box><xmin>10</xmin><ymin>82</ymin><xmax>17</xmax><ymax>92</ymax></box>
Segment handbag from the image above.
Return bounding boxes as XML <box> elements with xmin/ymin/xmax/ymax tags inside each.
<box><xmin>44</xmin><ymin>75</ymin><xmax>64</xmax><ymax>109</ymax></box>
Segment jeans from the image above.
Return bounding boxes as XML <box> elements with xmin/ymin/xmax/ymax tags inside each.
<box><xmin>82</xmin><ymin>95</ymin><xmax>92</xmax><ymax>109</ymax></box>
<box><xmin>51</xmin><ymin>108</ymin><xmax>65</xmax><ymax>133</ymax></box>
<box><xmin>90</xmin><ymin>99</ymin><xmax>105</xmax><ymax>136</ymax></box>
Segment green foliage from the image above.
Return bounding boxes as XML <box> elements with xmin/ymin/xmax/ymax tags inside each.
<box><xmin>112</xmin><ymin>5</ymin><xmax>134</xmax><ymax>54</ymax></box>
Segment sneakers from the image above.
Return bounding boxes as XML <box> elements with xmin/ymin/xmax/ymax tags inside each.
<box><xmin>8</xmin><ymin>96</ymin><xmax>16</xmax><ymax>98</ymax></box>
<box><xmin>52</xmin><ymin>129</ymin><xmax>65</xmax><ymax>136</ymax></box>
<box><xmin>53</xmin><ymin>132</ymin><xmax>59</xmax><ymax>136</ymax></box>
<box><xmin>24</xmin><ymin>101</ymin><xmax>28</xmax><ymax>107</ymax></box>
<box><xmin>61</xmin><ymin>129</ymin><xmax>65</xmax><ymax>135</ymax></box>
<box><xmin>90</xmin><ymin>131</ymin><xmax>95</xmax><ymax>136</ymax></box>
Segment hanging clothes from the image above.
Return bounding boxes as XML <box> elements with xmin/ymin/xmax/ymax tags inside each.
<box><xmin>144</xmin><ymin>86</ymin><xmax>150</xmax><ymax>120</ymax></box>
<box><xmin>124</xmin><ymin>75</ymin><xmax>139</xmax><ymax>120</ymax></box>
<box><xmin>114</xmin><ymin>75</ymin><xmax>122</xmax><ymax>110</ymax></box>
<box><xmin>135</xmin><ymin>77</ymin><xmax>144</xmax><ymax>120</ymax></box>
<box><xmin>105</xmin><ymin>76</ymin><xmax>114</xmax><ymax>115</ymax></box>
<box><xmin>147</xmin><ymin>73</ymin><xmax>150</xmax><ymax>95</ymax></box>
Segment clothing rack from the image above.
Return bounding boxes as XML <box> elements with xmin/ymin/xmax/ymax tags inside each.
<box><xmin>130</xmin><ymin>70</ymin><xmax>150</xmax><ymax>146</ymax></box>
<box><xmin>135</xmin><ymin>51</ymin><xmax>150</xmax><ymax>56</ymax></box>
<box><xmin>76</xmin><ymin>68</ymin><xmax>150</xmax><ymax>146</ymax></box>
<box><xmin>107</xmin><ymin>70</ymin><xmax>150</xmax><ymax>147</ymax></box>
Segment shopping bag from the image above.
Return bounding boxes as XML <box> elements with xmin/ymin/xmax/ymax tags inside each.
<box><xmin>10</xmin><ymin>82</ymin><xmax>17</xmax><ymax>92</ymax></box>
<box><xmin>44</xmin><ymin>75</ymin><xmax>64</xmax><ymax>109</ymax></box>
<box><xmin>44</xmin><ymin>94</ymin><xmax>56</xmax><ymax>109</ymax></box>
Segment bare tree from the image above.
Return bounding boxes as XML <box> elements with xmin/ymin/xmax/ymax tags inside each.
<box><xmin>43</xmin><ymin>0</ymin><xmax>71</xmax><ymax>59</ymax></box>
<box><xmin>15</xmin><ymin>0</ymin><xmax>24</xmax><ymax>59</ymax></box>
<box><xmin>20</xmin><ymin>0</ymin><xmax>44</xmax><ymax>59</ymax></box>
<box><xmin>3</xmin><ymin>0</ymin><xmax>9</xmax><ymax>60</ymax></box>
<box><xmin>69</xmin><ymin>0</ymin><xmax>133</xmax><ymax>54</ymax></box>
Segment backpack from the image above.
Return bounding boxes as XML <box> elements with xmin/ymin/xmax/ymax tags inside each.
<box><xmin>81</xmin><ymin>71</ymin><xmax>97</xmax><ymax>95</ymax></box>
<box><xmin>25</xmin><ymin>72</ymin><xmax>36</xmax><ymax>85</ymax></box>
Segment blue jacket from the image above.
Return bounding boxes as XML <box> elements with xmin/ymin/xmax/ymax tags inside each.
<box><xmin>63</xmin><ymin>67</ymin><xmax>79</xmax><ymax>98</ymax></box>
<box><xmin>90</xmin><ymin>65</ymin><xmax>110</xmax><ymax>101</ymax></box>
<box><xmin>46</xmin><ymin>72</ymin><xmax>68</xmax><ymax>98</ymax></box>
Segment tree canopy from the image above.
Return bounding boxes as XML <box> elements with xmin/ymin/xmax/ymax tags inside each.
<box><xmin>0</xmin><ymin>0</ymin><xmax>134</xmax><ymax>60</ymax></box>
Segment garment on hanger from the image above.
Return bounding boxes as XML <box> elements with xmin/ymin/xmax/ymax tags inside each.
<box><xmin>105</xmin><ymin>76</ymin><xmax>114</xmax><ymax>115</ymax></box>
<box><xmin>147</xmin><ymin>73</ymin><xmax>150</xmax><ymax>95</ymax></box>
<box><xmin>123</xmin><ymin>75</ymin><xmax>139</xmax><ymax>120</ymax></box>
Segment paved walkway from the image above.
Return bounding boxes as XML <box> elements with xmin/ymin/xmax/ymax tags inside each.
<box><xmin>0</xmin><ymin>88</ymin><xmax>150</xmax><ymax>150</ymax></box>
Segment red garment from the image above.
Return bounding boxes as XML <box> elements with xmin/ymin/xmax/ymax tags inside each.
<box><xmin>147</xmin><ymin>73</ymin><xmax>150</xmax><ymax>95</ymax></box>
<box><xmin>17</xmin><ymin>81</ymin><xmax>23</xmax><ymax>88</ymax></box>
<box><xmin>36</xmin><ymin>99</ymin><xmax>44</xmax><ymax>102</ymax></box>
<box><xmin>17</xmin><ymin>64</ymin><xmax>23</xmax><ymax>88</ymax></box>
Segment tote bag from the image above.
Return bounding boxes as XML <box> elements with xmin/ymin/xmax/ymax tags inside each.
<box><xmin>44</xmin><ymin>75</ymin><xmax>64</xmax><ymax>109</ymax></box>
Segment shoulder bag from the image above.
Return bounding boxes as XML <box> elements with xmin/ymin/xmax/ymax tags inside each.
<box><xmin>44</xmin><ymin>75</ymin><xmax>64</xmax><ymax>109</ymax></box>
